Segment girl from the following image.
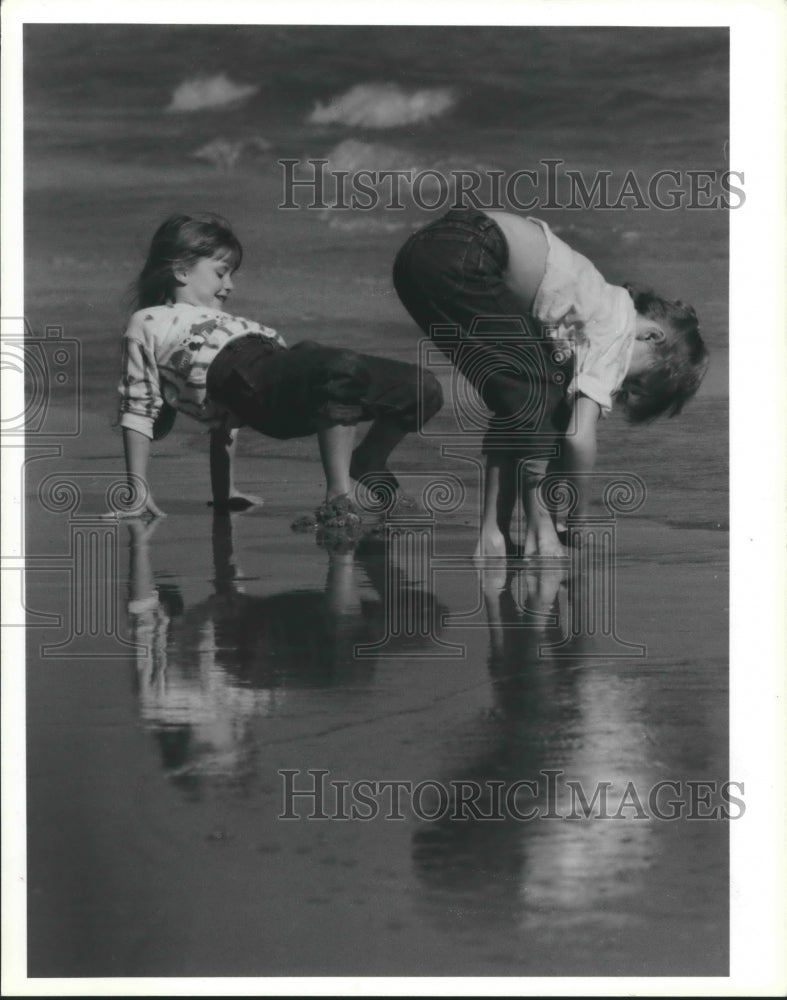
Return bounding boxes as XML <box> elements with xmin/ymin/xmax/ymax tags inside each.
<box><xmin>393</xmin><ymin>207</ymin><xmax>709</xmax><ymax>558</ymax></box>
<box><xmin>117</xmin><ymin>213</ymin><xmax>443</xmax><ymax>527</ymax></box>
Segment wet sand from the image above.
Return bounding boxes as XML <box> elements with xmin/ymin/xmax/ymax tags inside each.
<box><xmin>23</xmin><ymin>407</ymin><xmax>729</xmax><ymax>978</ymax></box>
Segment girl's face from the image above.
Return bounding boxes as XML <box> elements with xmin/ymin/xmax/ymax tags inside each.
<box><xmin>173</xmin><ymin>252</ymin><xmax>236</xmax><ymax>309</ymax></box>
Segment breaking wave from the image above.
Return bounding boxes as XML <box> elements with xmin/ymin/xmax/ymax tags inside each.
<box><xmin>166</xmin><ymin>73</ymin><xmax>259</xmax><ymax>113</ymax></box>
<box><xmin>323</xmin><ymin>138</ymin><xmax>427</xmax><ymax>174</ymax></box>
<box><xmin>190</xmin><ymin>135</ymin><xmax>272</xmax><ymax>170</ymax></box>
<box><xmin>308</xmin><ymin>82</ymin><xmax>455</xmax><ymax>128</ymax></box>
<box><xmin>322</xmin><ymin>138</ymin><xmax>497</xmax><ymax>185</ymax></box>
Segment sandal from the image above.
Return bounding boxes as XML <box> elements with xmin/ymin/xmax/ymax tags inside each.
<box><xmin>315</xmin><ymin>493</ymin><xmax>363</xmax><ymax>525</ymax></box>
<box><xmin>315</xmin><ymin>494</ymin><xmax>364</xmax><ymax>553</ymax></box>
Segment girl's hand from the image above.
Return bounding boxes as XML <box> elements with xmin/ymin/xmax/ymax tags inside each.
<box><xmin>102</xmin><ymin>495</ymin><xmax>167</xmax><ymax>520</ymax></box>
<box><xmin>152</xmin><ymin>401</ymin><xmax>177</xmax><ymax>441</ymax></box>
<box><xmin>208</xmin><ymin>492</ymin><xmax>264</xmax><ymax>512</ymax></box>
<box><xmin>138</xmin><ymin>495</ymin><xmax>168</xmax><ymax>518</ymax></box>
<box><xmin>126</xmin><ymin>516</ymin><xmax>163</xmax><ymax>544</ymax></box>
<box><xmin>120</xmin><ymin>429</ymin><xmax>163</xmax><ymax>518</ymax></box>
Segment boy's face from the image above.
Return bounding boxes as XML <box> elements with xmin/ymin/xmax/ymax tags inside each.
<box><xmin>628</xmin><ymin>315</ymin><xmax>668</xmax><ymax>377</ymax></box>
<box><xmin>174</xmin><ymin>252</ymin><xmax>236</xmax><ymax>310</ymax></box>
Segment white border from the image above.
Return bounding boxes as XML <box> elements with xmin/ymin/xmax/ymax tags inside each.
<box><xmin>728</xmin><ymin>2</ymin><xmax>787</xmax><ymax>994</ymax></box>
<box><xmin>2</xmin><ymin>0</ymin><xmax>785</xmax><ymax>995</ymax></box>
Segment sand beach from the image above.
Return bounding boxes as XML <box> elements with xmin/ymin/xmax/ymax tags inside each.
<box><xmin>12</xmin><ymin>20</ymin><xmax>742</xmax><ymax>985</ymax></box>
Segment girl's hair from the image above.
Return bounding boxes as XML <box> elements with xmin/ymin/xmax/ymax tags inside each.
<box><xmin>130</xmin><ymin>213</ymin><xmax>243</xmax><ymax>310</ymax></box>
<box><xmin>615</xmin><ymin>284</ymin><xmax>709</xmax><ymax>423</ymax></box>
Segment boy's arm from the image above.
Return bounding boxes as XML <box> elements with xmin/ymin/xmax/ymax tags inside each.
<box><xmin>208</xmin><ymin>425</ymin><xmax>264</xmax><ymax>511</ymax></box>
<box><xmin>562</xmin><ymin>393</ymin><xmax>600</xmax><ymax>517</ymax></box>
<box><xmin>122</xmin><ymin>427</ymin><xmax>167</xmax><ymax>518</ymax></box>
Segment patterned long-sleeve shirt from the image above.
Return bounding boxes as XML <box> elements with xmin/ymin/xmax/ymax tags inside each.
<box><xmin>118</xmin><ymin>302</ymin><xmax>285</xmax><ymax>439</ymax></box>
<box><xmin>527</xmin><ymin>218</ymin><xmax>637</xmax><ymax>415</ymax></box>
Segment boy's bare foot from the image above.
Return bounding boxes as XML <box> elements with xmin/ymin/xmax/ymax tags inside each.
<box><xmin>474</xmin><ymin>528</ymin><xmax>508</xmax><ymax>561</ymax></box>
<box><xmin>523</xmin><ymin>524</ymin><xmax>570</xmax><ymax>560</ymax></box>
<box><xmin>524</xmin><ymin>567</ymin><xmax>567</xmax><ymax>625</ymax></box>
<box><xmin>474</xmin><ymin>530</ymin><xmax>524</xmax><ymax>559</ymax></box>
<box><xmin>474</xmin><ymin>529</ymin><xmax>528</xmax><ymax>561</ymax></box>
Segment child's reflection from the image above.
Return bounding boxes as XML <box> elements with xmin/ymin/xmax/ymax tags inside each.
<box><xmin>411</xmin><ymin>566</ymin><xmax>576</xmax><ymax>902</ymax></box>
<box><xmin>483</xmin><ymin>564</ymin><xmax>576</xmax><ymax>718</ymax></box>
<box><xmin>412</xmin><ymin>564</ymin><xmax>659</xmax><ymax>938</ymax></box>
<box><xmin>126</xmin><ymin>515</ymin><xmax>443</xmax><ymax>790</ymax></box>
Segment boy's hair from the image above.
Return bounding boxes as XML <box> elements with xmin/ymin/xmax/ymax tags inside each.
<box><xmin>616</xmin><ymin>284</ymin><xmax>709</xmax><ymax>423</ymax></box>
<box><xmin>131</xmin><ymin>213</ymin><xmax>243</xmax><ymax>310</ymax></box>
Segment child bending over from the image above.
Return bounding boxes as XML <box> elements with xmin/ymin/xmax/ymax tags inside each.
<box><xmin>393</xmin><ymin>207</ymin><xmax>708</xmax><ymax>558</ymax></box>
<box><xmin>117</xmin><ymin>213</ymin><xmax>443</xmax><ymax>524</ymax></box>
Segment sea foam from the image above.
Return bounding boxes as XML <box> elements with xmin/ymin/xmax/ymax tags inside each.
<box><xmin>324</xmin><ymin>138</ymin><xmax>426</xmax><ymax>175</ymax></box>
<box><xmin>166</xmin><ymin>73</ymin><xmax>259</xmax><ymax>113</ymax></box>
<box><xmin>309</xmin><ymin>82</ymin><xmax>454</xmax><ymax>128</ymax></box>
<box><xmin>191</xmin><ymin>135</ymin><xmax>272</xmax><ymax>171</ymax></box>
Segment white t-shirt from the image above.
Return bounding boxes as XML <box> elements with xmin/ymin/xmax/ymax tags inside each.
<box><xmin>527</xmin><ymin>218</ymin><xmax>636</xmax><ymax>414</ymax></box>
<box><xmin>118</xmin><ymin>302</ymin><xmax>284</xmax><ymax>439</ymax></box>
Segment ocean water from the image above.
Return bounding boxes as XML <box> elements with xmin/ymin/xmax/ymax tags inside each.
<box><xmin>24</xmin><ymin>26</ymin><xmax>729</xmax><ymax>495</ymax></box>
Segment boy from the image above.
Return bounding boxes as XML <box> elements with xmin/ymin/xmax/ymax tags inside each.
<box><xmin>393</xmin><ymin>207</ymin><xmax>708</xmax><ymax>557</ymax></box>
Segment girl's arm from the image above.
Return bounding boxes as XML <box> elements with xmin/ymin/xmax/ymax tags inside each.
<box><xmin>122</xmin><ymin>427</ymin><xmax>167</xmax><ymax>518</ymax></box>
<box><xmin>152</xmin><ymin>400</ymin><xmax>177</xmax><ymax>440</ymax></box>
<box><xmin>562</xmin><ymin>394</ymin><xmax>600</xmax><ymax>517</ymax></box>
<box><xmin>117</xmin><ymin>327</ymin><xmax>166</xmax><ymax>516</ymax></box>
<box><xmin>127</xmin><ymin>517</ymin><xmax>162</xmax><ymax>604</ymax></box>
<box><xmin>208</xmin><ymin>425</ymin><xmax>264</xmax><ymax>511</ymax></box>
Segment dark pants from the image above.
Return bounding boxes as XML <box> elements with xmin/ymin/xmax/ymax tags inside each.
<box><xmin>207</xmin><ymin>335</ymin><xmax>443</xmax><ymax>440</ymax></box>
<box><xmin>393</xmin><ymin>208</ymin><xmax>570</xmax><ymax>477</ymax></box>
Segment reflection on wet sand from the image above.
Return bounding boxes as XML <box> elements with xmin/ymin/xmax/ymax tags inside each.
<box><xmin>127</xmin><ymin>515</ymin><xmax>447</xmax><ymax>791</ymax></box>
<box><xmin>410</xmin><ymin>563</ymin><xmax>725</xmax><ymax>973</ymax></box>
<box><xmin>122</xmin><ymin>519</ymin><xmax>727</xmax><ymax>974</ymax></box>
